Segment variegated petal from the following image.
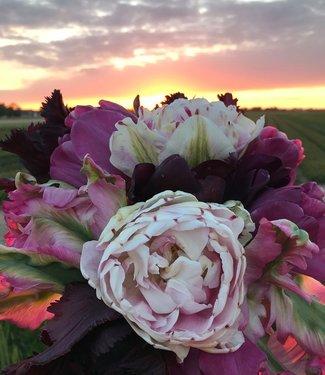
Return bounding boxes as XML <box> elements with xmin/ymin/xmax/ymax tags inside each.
<box><xmin>0</xmin><ymin>244</ymin><xmax>83</xmax><ymax>329</ymax></box>
<box><xmin>109</xmin><ymin>118</ymin><xmax>165</xmax><ymax>176</ymax></box>
<box><xmin>159</xmin><ymin>115</ymin><xmax>235</xmax><ymax>167</ymax></box>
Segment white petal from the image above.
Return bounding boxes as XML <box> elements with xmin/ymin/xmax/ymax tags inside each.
<box><xmin>140</xmin><ymin>284</ymin><xmax>178</xmax><ymax>314</ymax></box>
<box><xmin>159</xmin><ymin>115</ymin><xmax>235</xmax><ymax>166</ymax></box>
<box><xmin>169</xmin><ymin>227</ymin><xmax>210</xmax><ymax>260</ymax></box>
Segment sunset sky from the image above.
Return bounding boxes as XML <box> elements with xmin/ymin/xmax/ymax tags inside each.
<box><xmin>0</xmin><ymin>0</ymin><xmax>324</xmax><ymax>110</ymax></box>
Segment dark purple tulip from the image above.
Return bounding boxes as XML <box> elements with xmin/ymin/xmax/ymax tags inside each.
<box><xmin>128</xmin><ymin>155</ymin><xmax>230</xmax><ymax>204</ymax></box>
<box><xmin>129</xmin><ymin>126</ymin><xmax>303</xmax><ymax>208</ymax></box>
<box><xmin>219</xmin><ymin>125</ymin><xmax>303</xmax><ymax>206</ymax></box>
<box><xmin>50</xmin><ymin>100</ymin><xmax>136</xmax><ymax>187</ymax></box>
<box><xmin>249</xmin><ymin>182</ymin><xmax>325</xmax><ymax>282</ymax></box>
<box><xmin>243</xmin><ymin>126</ymin><xmax>304</xmax><ymax>184</ymax></box>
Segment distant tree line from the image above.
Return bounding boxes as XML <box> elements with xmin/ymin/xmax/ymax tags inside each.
<box><xmin>0</xmin><ymin>102</ymin><xmax>22</xmax><ymax>117</ymax></box>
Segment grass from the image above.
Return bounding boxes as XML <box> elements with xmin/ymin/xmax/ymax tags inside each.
<box><xmin>0</xmin><ymin>120</ymin><xmax>31</xmax><ymax>178</ymax></box>
<box><xmin>0</xmin><ymin>322</ymin><xmax>44</xmax><ymax>369</ymax></box>
<box><xmin>0</xmin><ymin>111</ymin><xmax>325</xmax><ymax>370</ymax></box>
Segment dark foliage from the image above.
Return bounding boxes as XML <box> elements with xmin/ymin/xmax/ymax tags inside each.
<box><xmin>217</xmin><ymin>93</ymin><xmax>239</xmax><ymax>110</ymax></box>
<box><xmin>2</xmin><ymin>284</ymin><xmax>168</xmax><ymax>375</ymax></box>
<box><xmin>160</xmin><ymin>92</ymin><xmax>188</xmax><ymax>106</ymax></box>
<box><xmin>0</xmin><ymin>178</ymin><xmax>15</xmax><ymax>193</ymax></box>
<box><xmin>0</xmin><ymin>90</ymin><xmax>70</xmax><ymax>183</ymax></box>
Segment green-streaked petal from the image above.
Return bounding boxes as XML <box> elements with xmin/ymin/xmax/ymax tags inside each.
<box><xmin>224</xmin><ymin>200</ymin><xmax>255</xmax><ymax>246</ymax></box>
<box><xmin>159</xmin><ymin>115</ymin><xmax>235</xmax><ymax>167</ymax></box>
<box><xmin>0</xmin><ymin>245</ymin><xmax>84</xmax><ymax>286</ymax></box>
<box><xmin>15</xmin><ymin>171</ymin><xmax>74</xmax><ymax>190</ymax></box>
<box><xmin>269</xmin><ymin>286</ymin><xmax>325</xmax><ymax>357</ymax></box>
<box><xmin>258</xmin><ymin>334</ymin><xmax>309</xmax><ymax>375</ymax></box>
<box><xmin>81</xmin><ymin>155</ymin><xmax>126</xmax><ymax>232</ymax></box>
<box><xmin>109</xmin><ymin>118</ymin><xmax>165</xmax><ymax>176</ymax></box>
<box><xmin>0</xmin><ymin>244</ymin><xmax>84</xmax><ymax>329</ymax></box>
<box><xmin>0</xmin><ymin>290</ymin><xmax>61</xmax><ymax>330</ymax></box>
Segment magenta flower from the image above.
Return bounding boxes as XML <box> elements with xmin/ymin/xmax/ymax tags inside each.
<box><xmin>244</xmin><ymin>218</ymin><xmax>325</xmax><ymax>369</ymax></box>
<box><xmin>50</xmin><ymin>100</ymin><xmax>136</xmax><ymax>187</ymax></box>
<box><xmin>3</xmin><ymin>158</ymin><xmax>126</xmax><ymax>267</ymax></box>
<box><xmin>3</xmin><ymin>174</ymin><xmax>96</xmax><ymax>267</ymax></box>
<box><xmin>243</xmin><ymin>126</ymin><xmax>304</xmax><ymax>185</ymax></box>
<box><xmin>249</xmin><ymin>182</ymin><xmax>325</xmax><ymax>282</ymax></box>
<box><xmin>225</xmin><ymin>126</ymin><xmax>304</xmax><ymax>205</ymax></box>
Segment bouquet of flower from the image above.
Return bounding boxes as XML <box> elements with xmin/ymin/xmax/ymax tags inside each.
<box><xmin>0</xmin><ymin>91</ymin><xmax>324</xmax><ymax>375</ymax></box>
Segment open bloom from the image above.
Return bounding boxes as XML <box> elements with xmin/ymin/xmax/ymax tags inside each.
<box><xmin>81</xmin><ymin>191</ymin><xmax>252</xmax><ymax>361</ymax></box>
<box><xmin>110</xmin><ymin>97</ymin><xmax>264</xmax><ymax>176</ymax></box>
<box><xmin>3</xmin><ymin>157</ymin><xmax>126</xmax><ymax>267</ymax></box>
<box><xmin>50</xmin><ymin>100</ymin><xmax>136</xmax><ymax>187</ymax></box>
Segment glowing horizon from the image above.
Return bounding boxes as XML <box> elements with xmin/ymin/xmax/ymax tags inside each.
<box><xmin>14</xmin><ymin>86</ymin><xmax>325</xmax><ymax>111</ymax></box>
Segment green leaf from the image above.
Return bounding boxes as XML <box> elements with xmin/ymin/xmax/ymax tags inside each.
<box><xmin>257</xmin><ymin>336</ymin><xmax>285</xmax><ymax>373</ymax></box>
<box><xmin>0</xmin><ymin>190</ymin><xmax>8</xmax><ymax>206</ymax></box>
<box><xmin>289</xmin><ymin>290</ymin><xmax>325</xmax><ymax>353</ymax></box>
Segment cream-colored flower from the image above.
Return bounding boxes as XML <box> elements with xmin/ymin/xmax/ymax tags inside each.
<box><xmin>109</xmin><ymin>98</ymin><xmax>264</xmax><ymax>176</ymax></box>
<box><xmin>81</xmin><ymin>191</ymin><xmax>251</xmax><ymax>361</ymax></box>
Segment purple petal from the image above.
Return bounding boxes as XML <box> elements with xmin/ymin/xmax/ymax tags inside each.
<box><xmin>249</xmin><ymin>183</ymin><xmax>325</xmax><ymax>282</ymax></box>
<box><xmin>50</xmin><ymin>137</ymin><xmax>87</xmax><ymax>187</ymax></box>
<box><xmin>165</xmin><ymin>349</ymin><xmax>201</xmax><ymax>375</ymax></box>
<box><xmin>71</xmin><ymin>110</ymin><xmax>124</xmax><ymax>173</ymax></box>
<box><xmin>50</xmin><ymin>101</ymin><xmax>134</xmax><ymax>187</ymax></box>
<box><xmin>129</xmin><ymin>155</ymin><xmax>200</xmax><ymax>203</ymax></box>
<box><xmin>199</xmin><ymin>339</ymin><xmax>266</xmax><ymax>375</ymax></box>
<box><xmin>99</xmin><ymin>99</ymin><xmax>137</xmax><ymax>120</ymax></box>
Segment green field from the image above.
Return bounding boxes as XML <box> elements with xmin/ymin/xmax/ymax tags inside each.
<box><xmin>0</xmin><ymin>117</ymin><xmax>43</xmax><ymax>177</ymax></box>
<box><xmin>0</xmin><ymin>110</ymin><xmax>325</xmax><ymax>370</ymax></box>
<box><xmin>0</xmin><ymin>125</ymin><xmax>26</xmax><ymax>178</ymax></box>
